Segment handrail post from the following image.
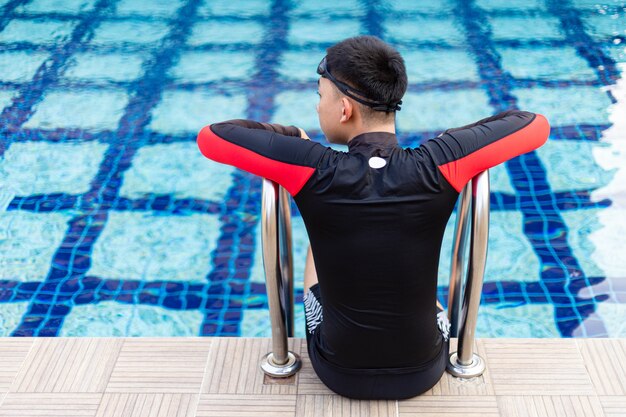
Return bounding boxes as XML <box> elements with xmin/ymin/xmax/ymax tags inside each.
<box><xmin>448</xmin><ymin>184</ymin><xmax>471</xmax><ymax>337</ymax></box>
<box><xmin>278</xmin><ymin>186</ymin><xmax>295</xmax><ymax>338</ymax></box>
<box><xmin>259</xmin><ymin>179</ymin><xmax>302</xmax><ymax>377</ymax></box>
<box><xmin>446</xmin><ymin>170</ymin><xmax>489</xmax><ymax>378</ymax></box>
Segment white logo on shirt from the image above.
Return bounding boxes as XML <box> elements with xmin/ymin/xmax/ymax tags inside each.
<box><xmin>368</xmin><ymin>156</ymin><xmax>387</xmax><ymax>169</ymax></box>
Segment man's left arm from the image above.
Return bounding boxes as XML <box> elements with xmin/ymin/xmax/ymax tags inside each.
<box><xmin>196</xmin><ymin>119</ymin><xmax>329</xmax><ymax>197</ymax></box>
<box><xmin>420</xmin><ymin>110</ymin><xmax>550</xmax><ymax>193</ymax></box>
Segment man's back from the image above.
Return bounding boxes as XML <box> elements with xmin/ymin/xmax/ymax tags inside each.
<box><xmin>197</xmin><ymin>109</ymin><xmax>551</xmax><ymax>373</ymax></box>
<box><xmin>294</xmin><ymin>131</ymin><xmax>458</xmax><ymax>369</ymax></box>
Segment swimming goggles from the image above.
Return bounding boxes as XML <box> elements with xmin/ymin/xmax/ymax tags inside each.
<box><xmin>316</xmin><ymin>55</ymin><xmax>402</xmax><ymax>112</ymax></box>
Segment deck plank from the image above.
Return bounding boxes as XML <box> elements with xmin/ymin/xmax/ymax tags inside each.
<box><xmin>0</xmin><ymin>393</ymin><xmax>101</xmax><ymax>416</ymax></box>
<box><xmin>200</xmin><ymin>337</ymin><xmax>301</xmax><ymax>395</ymax></box>
<box><xmin>599</xmin><ymin>395</ymin><xmax>626</xmax><ymax>417</ymax></box>
<box><xmin>94</xmin><ymin>393</ymin><xmax>199</xmax><ymax>417</ymax></box>
<box><xmin>197</xmin><ymin>394</ymin><xmax>297</xmax><ymax>416</ymax></box>
<box><xmin>0</xmin><ymin>338</ymin><xmax>32</xmax><ymax>394</ymax></box>
<box><xmin>398</xmin><ymin>395</ymin><xmax>500</xmax><ymax>416</ymax></box>
<box><xmin>11</xmin><ymin>338</ymin><xmax>122</xmax><ymax>393</ymax></box>
<box><xmin>577</xmin><ymin>338</ymin><xmax>626</xmax><ymax>396</ymax></box>
<box><xmin>496</xmin><ymin>395</ymin><xmax>605</xmax><ymax>417</ymax></box>
<box><xmin>482</xmin><ymin>338</ymin><xmax>596</xmax><ymax>396</ymax></box>
<box><xmin>106</xmin><ymin>337</ymin><xmax>211</xmax><ymax>393</ymax></box>
<box><xmin>0</xmin><ymin>337</ymin><xmax>624</xmax><ymax>417</ymax></box>
<box><xmin>296</xmin><ymin>394</ymin><xmax>397</xmax><ymax>417</ymax></box>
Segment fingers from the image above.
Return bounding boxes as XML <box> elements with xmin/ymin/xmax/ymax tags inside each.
<box><xmin>298</xmin><ymin>127</ymin><xmax>310</xmax><ymax>140</ymax></box>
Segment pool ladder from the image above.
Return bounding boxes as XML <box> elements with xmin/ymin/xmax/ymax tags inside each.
<box><xmin>259</xmin><ymin>170</ymin><xmax>490</xmax><ymax>379</ymax></box>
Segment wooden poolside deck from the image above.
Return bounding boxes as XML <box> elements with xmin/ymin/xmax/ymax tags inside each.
<box><xmin>0</xmin><ymin>336</ymin><xmax>624</xmax><ymax>416</ymax></box>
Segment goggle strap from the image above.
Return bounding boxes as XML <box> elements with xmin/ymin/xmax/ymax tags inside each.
<box><xmin>328</xmin><ymin>78</ymin><xmax>402</xmax><ymax>112</ymax></box>
<box><xmin>318</xmin><ymin>56</ymin><xmax>402</xmax><ymax>112</ymax></box>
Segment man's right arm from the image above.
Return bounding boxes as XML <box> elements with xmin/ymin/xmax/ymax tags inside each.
<box><xmin>420</xmin><ymin>109</ymin><xmax>550</xmax><ymax>192</ymax></box>
<box><xmin>196</xmin><ymin>119</ymin><xmax>329</xmax><ymax>197</ymax></box>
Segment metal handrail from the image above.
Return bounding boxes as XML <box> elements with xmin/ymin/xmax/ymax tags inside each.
<box><xmin>446</xmin><ymin>170</ymin><xmax>490</xmax><ymax>378</ymax></box>
<box><xmin>259</xmin><ymin>179</ymin><xmax>301</xmax><ymax>377</ymax></box>
<box><xmin>259</xmin><ymin>170</ymin><xmax>490</xmax><ymax>379</ymax></box>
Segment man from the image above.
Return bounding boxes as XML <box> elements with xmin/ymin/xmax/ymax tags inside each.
<box><xmin>197</xmin><ymin>35</ymin><xmax>550</xmax><ymax>400</ymax></box>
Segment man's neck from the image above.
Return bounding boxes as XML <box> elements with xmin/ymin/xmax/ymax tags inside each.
<box><xmin>346</xmin><ymin>124</ymin><xmax>396</xmax><ymax>144</ymax></box>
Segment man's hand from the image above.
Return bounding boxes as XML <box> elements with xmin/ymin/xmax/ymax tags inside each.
<box><xmin>298</xmin><ymin>127</ymin><xmax>310</xmax><ymax>140</ymax></box>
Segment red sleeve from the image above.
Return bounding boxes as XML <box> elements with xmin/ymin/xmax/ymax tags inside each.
<box><xmin>420</xmin><ymin>110</ymin><xmax>551</xmax><ymax>192</ymax></box>
<box><xmin>196</xmin><ymin>119</ymin><xmax>330</xmax><ymax>196</ymax></box>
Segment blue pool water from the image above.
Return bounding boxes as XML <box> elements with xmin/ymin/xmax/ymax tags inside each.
<box><xmin>0</xmin><ymin>0</ymin><xmax>625</xmax><ymax>338</ymax></box>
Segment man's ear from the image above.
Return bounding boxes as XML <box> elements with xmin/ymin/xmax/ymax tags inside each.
<box><xmin>339</xmin><ymin>97</ymin><xmax>353</xmax><ymax>123</ymax></box>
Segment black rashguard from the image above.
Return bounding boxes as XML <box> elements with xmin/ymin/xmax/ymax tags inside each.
<box><xmin>197</xmin><ymin>110</ymin><xmax>550</xmax><ymax>371</ymax></box>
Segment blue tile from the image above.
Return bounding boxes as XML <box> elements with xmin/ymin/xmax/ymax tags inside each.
<box><xmin>59</xmin><ymin>300</ymin><xmax>205</xmax><ymax>336</ymax></box>
<box><xmin>605</xmin><ymin>45</ymin><xmax>626</xmax><ymax>64</ymax></box>
<box><xmin>278</xmin><ymin>48</ymin><xmax>327</xmax><ymax>81</ymax></box>
<box><xmin>288</xmin><ymin>17</ymin><xmax>362</xmax><ymax>45</ymax></box>
<box><xmin>513</xmin><ymin>85</ymin><xmax>613</xmax><ymax>126</ymax></box>
<box><xmin>114</xmin><ymin>0</ymin><xmax>184</xmax><ymax>18</ymax></box>
<box><xmin>488</xmin><ymin>16</ymin><xmax>564</xmax><ymax>41</ymax></box>
<box><xmin>571</xmin><ymin>0</ymin><xmax>612</xmax><ymax>9</ymax></box>
<box><xmin>272</xmin><ymin>90</ymin><xmax>320</xmax><ymax>131</ymax></box>
<box><xmin>187</xmin><ymin>21</ymin><xmax>264</xmax><ymax>46</ymax></box>
<box><xmin>89</xmin><ymin>211</ymin><xmax>222</xmax><ymax>283</ymax></box>
<box><xmin>290</xmin><ymin>0</ymin><xmax>365</xmax><ymax>17</ymax></box>
<box><xmin>475</xmin><ymin>0</ymin><xmax>546</xmax><ymax>11</ymax></box>
<box><xmin>91</xmin><ymin>20</ymin><xmax>170</xmax><ymax>45</ymax></box>
<box><xmin>148</xmin><ymin>90</ymin><xmax>247</xmax><ymax>134</ymax></box>
<box><xmin>170</xmin><ymin>51</ymin><xmax>256</xmax><ymax>83</ymax></box>
<box><xmin>438</xmin><ymin>211</ymin><xmax>541</xmax><ymax>287</ymax></box>
<box><xmin>0</xmin><ymin>302</ymin><xmax>30</xmax><ymax>336</ymax></box>
<box><xmin>0</xmin><ymin>89</ymin><xmax>17</xmax><ymax>111</ymax></box>
<box><xmin>385</xmin><ymin>17</ymin><xmax>466</xmax><ymax>46</ymax></box>
<box><xmin>560</xmin><ymin>208</ymin><xmax>605</xmax><ymax>278</ymax></box>
<box><xmin>476</xmin><ymin>303</ymin><xmax>560</xmax><ymax>338</ymax></box>
<box><xmin>578</xmin><ymin>206</ymin><xmax>626</xmax><ymax>278</ymax></box>
<box><xmin>397</xmin><ymin>89</ymin><xmax>492</xmax><ymax>132</ymax></box>
<box><xmin>119</xmin><ymin>141</ymin><xmax>235</xmax><ymax>201</ymax></box>
<box><xmin>536</xmin><ymin>139</ymin><xmax>614</xmax><ymax>192</ymax></box>
<box><xmin>64</xmin><ymin>52</ymin><xmax>146</xmax><ymax>82</ymax></box>
<box><xmin>497</xmin><ymin>46</ymin><xmax>597</xmax><ymax>81</ymax></box>
<box><xmin>398</xmin><ymin>47</ymin><xmax>481</xmax><ymax>83</ymax></box>
<box><xmin>23</xmin><ymin>89</ymin><xmax>129</xmax><ymax>131</ymax></box>
<box><xmin>389</xmin><ymin>0</ymin><xmax>455</xmax><ymax>13</ymax></box>
<box><xmin>0</xmin><ymin>18</ymin><xmax>76</xmax><ymax>45</ymax></box>
<box><xmin>0</xmin><ymin>51</ymin><xmax>50</xmax><ymax>83</ymax></box>
<box><xmin>0</xmin><ymin>140</ymin><xmax>108</xmax><ymax>195</ymax></box>
<box><xmin>197</xmin><ymin>0</ymin><xmax>269</xmax><ymax>17</ymax></box>
<box><xmin>17</xmin><ymin>0</ymin><xmax>96</xmax><ymax>14</ymax></box>
<box><xmin>581</xmin><ymin>10</ymin><xmax>626</xmax><ymax>40</ymax></box>
<box><xmin>0</xmin><ymin>211</ymin><xmax>73</xmax><ymax>281</ymax></box>
<box><xmin>489</xmin><ymin>163</ymin><xmax>516</xmax><ymax>194</ymax></box>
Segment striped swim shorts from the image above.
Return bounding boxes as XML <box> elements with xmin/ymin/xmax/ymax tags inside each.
<box><xmin>303</xmin><ymin>283</ymin><xmax>323</xmax><ymax>340</ymax></box>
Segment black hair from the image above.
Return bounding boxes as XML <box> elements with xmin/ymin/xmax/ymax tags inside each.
<box><xmin>325</xmin><ymin>35</ymin><xmax>407</xmax><ymax>121</ymax></box>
